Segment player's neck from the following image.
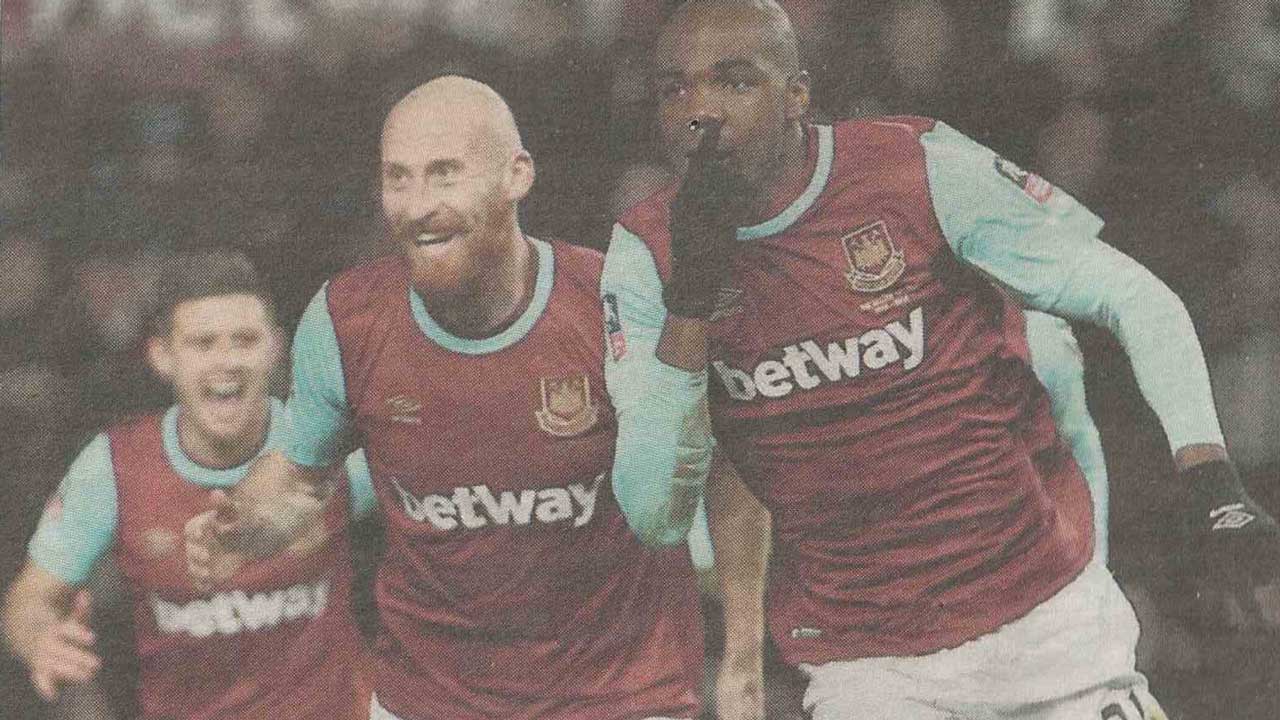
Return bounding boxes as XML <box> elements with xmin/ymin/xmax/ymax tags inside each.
<box><xmin>177</xmin><ymin>397</ymin><xmax>271</xmax><ymax>470</ymax></box>
<box><xmin>425</xmin><ymin>229</ymin><xmax>537</xmax><ymax>340</ymax></box>
<box><xmin>749</xmin><ymin>123</ymin><xmax>811</xmax><ymax>225</ymax></box>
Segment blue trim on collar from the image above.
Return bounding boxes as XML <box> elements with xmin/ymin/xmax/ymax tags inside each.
<box><xmin>163</xmin><ymin>398</ymin><xmax>283</xmax><ymax>488</ymax></box>
<box><xmin>409</xmin><ymin>237</ymin><xmax>554</xmax><ymax>355</ymax></box>
<box><xmin>736</xmin><ymin>124</ymin><xmax>834</xmax><ymax>241</ymax></box>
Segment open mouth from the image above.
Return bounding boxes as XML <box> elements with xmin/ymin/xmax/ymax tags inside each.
<box><xmin>203</xmin><ymin>379</ymin><xmax>246</xmax><ymax>406</ymax></box>
<box><xmin>414</xmin><ymin>231</ymin><xmax>457</xmax><ymax>247</ymax></box>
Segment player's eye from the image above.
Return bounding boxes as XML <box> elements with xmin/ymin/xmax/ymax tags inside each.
<box><xmin>427</xmin><ymin>161</ymin><xmax>464</xmax><ymax>187</ymax></box>
<box><xmin>188</xmin><ymin>335</ymin><xmax>217</xmax><ymax>351</ymax></box>
<box><xmin>231</xmin><ymin>331</ymin><xmax>261</xmax><ymax>349</ymax></box>
<box><xmin>657</xmin><ymin>80</ymin><xmax>688</xmax><ymax>100</ymax></box>
<box><xmin>722</xmin><ymin>76</ymin><xmax>755</xmax><ymax>93</ymax></box>
<box><xmin>383</xmin><ymin>166</ymin><xmax>411</xmax><ymax>188</ymax></box>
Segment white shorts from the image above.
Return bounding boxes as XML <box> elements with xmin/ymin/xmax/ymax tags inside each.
<box><xmin>369</xmin><ymin>692</ymin><xmax>692</xmax><ymax>720</ymax></box>
<box><xmin>799</xmin><ymin>563</ymin><xmax>1169</xmax><ymax>719</ymax></box>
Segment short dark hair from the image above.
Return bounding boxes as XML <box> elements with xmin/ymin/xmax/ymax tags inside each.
<box><xmin>667</xmin><ymin>0</ymin><xmax>802</xmax><ymax>76</ymax></box>
<box><xmin>150</xmin><ymin>249</ymin><xmax>275</xmax><ymax>336</ymax></box>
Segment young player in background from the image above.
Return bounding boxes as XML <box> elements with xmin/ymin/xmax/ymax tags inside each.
<box><xmin>2</xmin><ymin>250</ymin><xmax>376</xmax><ymax>720</ymax></box>
<box><xmin>184</xmin><ymin>77</ymin><xmax>706</xmax><ymax>720</ymax></box>
<box><xmin>605</xmin><ymin>1</ymin><xmax>1280</xmax><ymax>718</ymax></box>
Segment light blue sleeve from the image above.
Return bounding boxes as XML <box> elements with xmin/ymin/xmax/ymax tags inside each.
<box><xmin>1024</xmin><ymin>311</ymin><xmax>1109</xmax><ymax>563</ymax></box>
<box><xmin>923</xmin><ymin>122</ymin><xmax>1224</xmax><ymax>451</ymax></box>
<box><xmin>283</xmin><ymin>283</ymin><xmax>353</xmax><ymax>468</ymax></box>
<box><xmin>602</xmin><ymin>223</ymin><xmax>713</xmax><ymax>547</ymax></box>
<box><xmin>28</xmin><ymin>435</ymin><xmax>118</xmax><ymax>585</ymax></box>
<box><xmin>342</xmin><ymin>449</ymin><xmax>378</xmax><ymax>520</ymax></box>
<box><xmin>686</xmin><ymin>497</ymin><xmax>715</xmax><ymax>572</ymax></box>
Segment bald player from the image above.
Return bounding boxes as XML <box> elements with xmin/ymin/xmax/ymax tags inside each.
<box><xmin>184</xmin><ymin>77</ymin><xmax>705</xmax><ymax>720</ymax></box>
<box><xmin>604</xmin><ymin>1</ymin><xmax>1280</xmax><ymax>718</ymax></box>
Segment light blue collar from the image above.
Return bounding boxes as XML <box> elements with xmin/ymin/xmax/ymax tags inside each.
<box><xmin>736</xmin><ymin>124</ymin><xmax>834</xmax><ymax>241</ymax></box>
<box><xmin>408</xmin><ymin>237</ymin><xmax>554</xmax><ymax>355</ymax></box>
<box><xmin>163</xmin><ymin>397</ymin><xmax>283</xmax><ymax>488</ymax></box>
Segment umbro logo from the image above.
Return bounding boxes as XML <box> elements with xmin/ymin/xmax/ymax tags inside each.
<box><xmin>386</xmin><ymin>394</ymin><xmax>423</xmax><ymax>425</ymax></box>
<box><xmin>708</xmin><ymin>287</ymin><xmax>744</xmax><ymax>322</ymax></box>
<box><xmin>1209</xmin><ymin>503</ymin><xmax>1256</xmax><ymax>531</ymax></box>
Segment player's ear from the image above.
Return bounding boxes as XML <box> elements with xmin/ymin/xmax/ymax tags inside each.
<box><xmin>785</xmin><ymin>70</ymin><xmax>811</xmax><ymax>122</ymax></box>
<box><xmin>147</xmin><ymin>335</ymin><xmax>175</xmax><ymax>380</ymax></box>
<box><xmin>267</xmin><ymin>325</ymin><xmax>285</xmax><ymax>369</ymax></box>
<box><xmin>508</xmin><ymin>150</ymin><xmax>535</xmax><ymax>202</ymax></box>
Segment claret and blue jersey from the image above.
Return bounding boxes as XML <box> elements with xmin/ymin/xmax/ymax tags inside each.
<box><xmin>283</xmin><ymin>237</ymin><xmax>703</xmax><ymax>720</ymax></box>
<box><xmin>28</xmin><ymin>399</ymin><xmax>375</xmax><ymax>720</ymax></box>
<box><xmin>604</xmin><ymin>116</ymin><xmax>1222</xmax><ymax>664</ymax></box>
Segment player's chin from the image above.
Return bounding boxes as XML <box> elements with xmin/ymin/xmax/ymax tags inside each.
<box><xmin>196</xmin><ymin>396</ymin><xmax>262</xmax><ymax>438</ymax></box>
<box><xmin>409</xmin><ymin>250</ymin><xmax>477</xmax><ymax>289</ymax></box>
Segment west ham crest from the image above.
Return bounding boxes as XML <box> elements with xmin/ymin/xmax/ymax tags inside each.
<box><xmin>536</xmin><ymin>375</ymin><xmax>600</xmax><ymax>438</ymax></box>
<box><xmin>842</xmin><ymin>220</ymin><xmax>906</xmax><ymax>293</ymax></box>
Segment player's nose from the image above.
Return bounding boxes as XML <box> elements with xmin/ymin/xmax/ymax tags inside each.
<box><xmin>684</xmin><ymin>83</ymin><xmax>726</xmax><ymax>127</ymax></box>
<box><xmin>405</xmin><ymin>185</ymin><xmax>444</xmax><ymax>222</ymax></box>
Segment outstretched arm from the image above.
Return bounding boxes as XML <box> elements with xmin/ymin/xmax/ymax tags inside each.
<box><xmin>5</xmin><ymin>434</ymin><xmax>119</xmax><ymax>711</ymax></box>
<box><xmin>3</xmin><ymin>563</ymin><xmax>103</xmax><ymax>708</ymax></box>
<box><xmin>706</xmin><ymin>453</ymin><xmax>771</xmax><ymax>720</ymax></box>
<box><xmin>186</xmin><ymin>283</ymin><xmax>354</xmax><ymax>587</ymax></box>
<box><xmin>923</xmin><ymin>122</ymin><xmax>1224</xmax><ymax>460</ymax></box>
<box><xmin>184</xmin><ymin>454</ymin><xmax>336</xmax><ymax>588</ymax></box>
<box><xmin>923</xmin><ymin>121</ymin><xmax>1280</xmax><ymax>622</ymax></box>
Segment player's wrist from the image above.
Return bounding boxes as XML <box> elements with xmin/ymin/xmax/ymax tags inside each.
<box><xmin>720</xmin><ymin>642</ymin><xmax>765</xmax><ymax>671</ymax></box>
<box><xmin>1178</xmin><ymin>459</ymin><xmax>1279</xmax><ymax>542</ymax></box>
<box><xmin>662</xmin><ymin>265</ymin><xmax>720</xmax><ymax>319</ymax></box>
<box><xmin>1179</xmin><ymin>459</ymin><xmax>1249</xmax><ymax>517</ymax></box>
<box><xmin>1173</xmin><ymin>443</ymin><xmax>1229</xmax><ymax>472</ymax></box>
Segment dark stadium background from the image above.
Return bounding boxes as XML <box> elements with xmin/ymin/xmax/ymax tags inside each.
<box><xmin>2</xmin><ymin>1</ymin><xmax>1277</xmax><ymax>718</ymax></box>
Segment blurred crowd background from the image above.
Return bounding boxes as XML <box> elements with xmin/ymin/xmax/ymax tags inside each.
<box><xmin>2</xmin><ymin>0</ymin><xmax>1278</xmax><ymax>717</ymax></box>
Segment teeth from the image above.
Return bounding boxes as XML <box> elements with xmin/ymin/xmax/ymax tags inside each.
<box><xmin>209</xmin><ymin>381</ymin><xmax>241</xmax><ymax>399</ymax></box>
<box><xmin>416</xmin><ymin>232</ymin><xmax>451</xmax><ymax>246</ymax></box>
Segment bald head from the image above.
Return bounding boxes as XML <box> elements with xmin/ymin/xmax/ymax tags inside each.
<box><xmin>383</xmin><ymin>75</ymin><xmax>525</xmax><ymax>165</ymax></box>
<box><xmin>664</xmin><ymin>0</ymin><xmax>801</xmax><ymax>76</ymax></box>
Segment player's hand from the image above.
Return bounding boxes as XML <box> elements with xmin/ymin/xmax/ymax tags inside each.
<box><xmin>664</xmin><ymin>118</ymin><xmax>750</xmax><ymax>319</ymax></box>
<box><xmin>1179</xmin><ymin>460</ymin><xmax>1280</xmax><ymax>630</ymax></box>
<box><xmin>28</xmin><ymin>590</ymin><xmax>99</xmax><ymax>701</ymax></box>
<box><xmin>184</xmin><ymin>490</ymin><xmax>248</xmax><ymax>593</ymax></box>
<box><xmin>715</xmin><ymin>647</ymin><xmax>765</xmax><ymax>720</ymax></box>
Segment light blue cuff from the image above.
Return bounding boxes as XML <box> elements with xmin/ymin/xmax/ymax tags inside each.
<box><xmin>687</xmin><ymin>498</ymin><xmax>715</xmax><ymax>572</ymax></box>
<box><xmin>343</xmin><ymin>449</ymin><xmax>378</xmax><ymax>520</ymax></box>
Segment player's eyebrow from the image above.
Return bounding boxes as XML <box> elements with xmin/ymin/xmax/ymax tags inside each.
<box><xmin>651</xmin><ymin>57</ymin><xmax>765</xmax><ymax>84</ymax></box>
<box><xmin>381</xmin><ymin>158</ymin><xmax>464</xmax><ymax>175</ymax></box>
<box><xmin>711</xmin><ymin>58</ymin><xmax>764</xmax><ymax>75</ymax></box>
<box><xmin>424</xmin><ymin>158</ymin><xmax>464</xmax><ymax>175</ymax></box>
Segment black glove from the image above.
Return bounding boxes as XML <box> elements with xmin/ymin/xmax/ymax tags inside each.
<box><xmin>663</xmin><ymin>120</ymin><xmax>749</xmax><ymax>319</ymax></box>
<box><xmin>1179</xmin><ymin>459</ymin><xmax>1280</xmax><ymax>625</ymax></box>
